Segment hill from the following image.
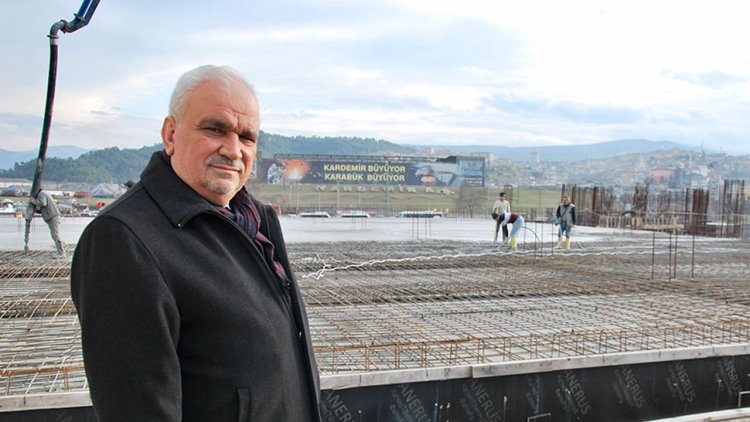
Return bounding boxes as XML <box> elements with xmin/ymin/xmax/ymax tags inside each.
<box><xmin>0</xmin><ymin>145</ymin><xmax>89</xmax><ymax>170</ymax></box>
<box><xmin>0</xmin><ymin>136</ymin><xmax>728</xmax><ymax>185</ymax></box>
<box><xmin>426</xmin><ymin>139</ymin><xmax>692</xmax><ymax>162</ymax></box>
<box><xmin>0</xmin><ymin>144</ymin><xmax>162</xmax><ymax>183</ymax></box>
<box><xmin>259</xmin><ymin>132</ymin><xmax>415</xmax><ymax>158</ymax></box>
<box><xmin>0</xmin><ymin>133</ymin><xmax>415</xmax><ymax>183</ymax></box>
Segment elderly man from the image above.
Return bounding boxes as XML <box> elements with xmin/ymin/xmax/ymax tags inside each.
<box><xmin>71</xmin><ymin>65</ymin><xmax>320</xmax><ymax>421</ymax></box>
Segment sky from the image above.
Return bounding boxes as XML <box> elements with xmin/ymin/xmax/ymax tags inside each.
<box><xmin>2</xmin><ymin>0</ymin><xmax>750</xmax><ymax>154</ymax></box>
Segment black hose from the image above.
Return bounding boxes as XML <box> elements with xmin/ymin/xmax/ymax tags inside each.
<box><xmin>31</xmin><ymin>36</ymin><xmax>60</xmax><ymax>196</ymax></box>
<box><xmin>24</xmin><ymin>24</ymin><xmax>64</xmax><ymax>253</ymax></box>
<box><xmin>22</xmin><ymin>1</ymin><xmax>100</xmax><ymax>253</ymax></box>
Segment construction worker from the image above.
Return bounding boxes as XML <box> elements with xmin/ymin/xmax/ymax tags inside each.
<box><xmin>495</xmin><ymin>212</ymin><xmax>524</xmax><ymax>250</ymax></box>
<box><xmin>492</xmin><ymin>192</ymin><xmax>511</xmax><ymax>243</ymax></box>
<box><xmin>555</xmin><ymin>195</ymin><xmax>576</xmax><ymax>249</ymax></box>
<box><xmin>27</xmin><ymin>189</ymin><xmax>66</xmax><ymax>256</ymax></box>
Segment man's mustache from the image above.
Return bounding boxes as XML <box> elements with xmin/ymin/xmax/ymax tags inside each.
<box><xmin>207</xmin><ymin>156</ymin><xmax>244</xmax><ymax>172</ymax></box>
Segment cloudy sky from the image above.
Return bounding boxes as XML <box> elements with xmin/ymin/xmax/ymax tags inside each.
<box><xmin>2</xmin><ymin>0</ymin><xmax>749</xmax><ymax>154</ymax></box>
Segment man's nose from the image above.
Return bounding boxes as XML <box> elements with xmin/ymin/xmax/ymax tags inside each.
<box><xmin>220</xmin><ymin>133</ymin><xmax>242</xmax><ymax>161</ymax></box>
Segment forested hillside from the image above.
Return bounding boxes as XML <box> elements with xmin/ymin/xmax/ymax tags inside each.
<box><xmin>259</xmin><ymin>132</ymin><xmax>415</xmax><ymax>157</ymax></box>
<box><xmin>0</xmin><ymin>133</ymin><xmax>415</xmax><ymax>183</ymax></box>
<box><xmin>0</xmin><ymin>145</ymin><xmax>161</xmax><ymax>183</ymax></box>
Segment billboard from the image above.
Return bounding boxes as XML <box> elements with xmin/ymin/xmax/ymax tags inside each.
<box><xmin>258</xmin><ymin>154</ymin><xmax>484</xmax><ymax>187</ymax></box>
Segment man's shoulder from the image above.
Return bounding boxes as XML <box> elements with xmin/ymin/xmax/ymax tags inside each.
<box><xmin>81</xmin><ymin>188</ymin><xmax>169</xmax><ymax>249</ymax></box>
<box><xmin>98</xmin><ymin>186</ymin><xmax>159</xmax><ymax>222</ymax></box>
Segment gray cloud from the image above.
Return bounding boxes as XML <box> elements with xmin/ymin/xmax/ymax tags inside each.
<box><xmin>664</xmin><ymin>69</ymin><xmax>745</xmax><ymax>88</ymax></box>
<box><xmin>2</xmin><ymin>0</ymin><xmax>750</xmax><ymax>155</ymax></box>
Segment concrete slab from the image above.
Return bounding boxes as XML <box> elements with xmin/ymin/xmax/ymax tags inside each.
<box><xmin>0</xmin><ymin>214</ymin><xmax>643</xmax><ymax>251</ymax></box>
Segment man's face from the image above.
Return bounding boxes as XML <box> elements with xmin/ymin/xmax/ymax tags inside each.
<box><xmin>161</xmin><ymin>80</ymin><xmax>259</xmax><ymax>206</ymax></box>
<box><xmin>563</xmin><ymin>197</ymin><xmax>570</xmax><ymax>205</ymax></box>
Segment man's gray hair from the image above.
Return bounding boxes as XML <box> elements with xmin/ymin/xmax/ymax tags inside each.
<box><xmin>168</xmin><ymin>65</ymin><xmax>257</xmax><ymax>121</ymax></box>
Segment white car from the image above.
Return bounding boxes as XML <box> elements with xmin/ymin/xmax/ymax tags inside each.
<box><xmin>78</xmin><ymin>209</ymin><xmax>99</xmax><ymax>217</ymax></box>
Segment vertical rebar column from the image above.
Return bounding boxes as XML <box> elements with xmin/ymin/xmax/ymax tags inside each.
<box><xmin>668</xmin><ymin>232</ymin><xmax>673</xmax><ymax>281</ymax></box>
<box><xmin>595</xmin><ymin>187</ymin><xmax>602</xmax><ymax>227</ymax></box>
<box><xmin>691</xmin><ymin>231</ymin><xmax>695</xmax><ymax>280</ymax></box>
<box><xmin>673</xmin><ymin>232</ymin><xmax>678</xmax><ymax>280</ymax></box>
<box><xmin>651</xmin><ymin>231</ymin><xmax>656</xmax><ymax>280</ymax></box>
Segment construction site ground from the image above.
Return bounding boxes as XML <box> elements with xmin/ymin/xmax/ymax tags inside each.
<box><xmin>1</xmin><ymin>216</ymin><xmax>749</xmax><ymax>397</ymax></box>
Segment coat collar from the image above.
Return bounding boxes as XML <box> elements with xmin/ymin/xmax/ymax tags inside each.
<box><xmin>140</xmin><ymin>150</ymin><xmax>267</xmax><ymax>231</ymax></box>
<box><xmin>140</xmin><ymin>150</ymin><xmax>221</xmax><ymax>228</ymax></box>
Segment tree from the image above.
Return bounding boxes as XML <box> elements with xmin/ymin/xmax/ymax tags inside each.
<box><xmin>453</xmin><ymin>183</ymin><xmax>488</xmax><ymax>218</ymax></box>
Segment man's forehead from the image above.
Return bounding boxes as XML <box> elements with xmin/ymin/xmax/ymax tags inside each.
<box><xmin>196</xmin><ymin>102</ymin><xmax>259</xmax><ymax>125</ymax></box>
<box><xmin>190</xmin><ymin>81</ymin><xmax>257</xmax><ymax>109</ymax></box>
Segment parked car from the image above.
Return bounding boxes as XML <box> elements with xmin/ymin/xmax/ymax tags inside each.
<box><xmin>0</xmin><ymin>200</ymin><xmax>16</xmax><ymax>215</ymax></box>
<box><xmin>77</xmin><ymin>209</ymin><xmax>99</xmax><ymax>217</ymax></box>
<box><xmin>299</xmin><ymin>211</ymin><xmax>331</xmax><ymax>218</ymax></box>
<box><xmin>335</xmin><ymin>210</ymin><xmax>370</xmax><ymax>218</ymax></box>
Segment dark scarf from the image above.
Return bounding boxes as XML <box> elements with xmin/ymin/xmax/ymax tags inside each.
<box><xmin>218</xmin><ymin>187</ymin><xmax>289</xmax><ymax>283</ymax></box>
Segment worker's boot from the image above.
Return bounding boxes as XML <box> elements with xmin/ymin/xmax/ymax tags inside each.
<box><xmin>56</xmin><ymin>240</ymin><xmax>66</xmax><ymax>257</ymax></box>
<box><xmin>510</xmin><ymin>237</ymin><xmax>518</xmax><ymax>250</ymax></box>
<box><xmin>493</xmin><ymin>232</ymin><xmax>498</xmax><ymax>243</ymax></box>
<box><xmin>555</xmin><ymin>240</ymin><xmax>563</xmax><ymax>249</ymax></box>
<box><xmin>565</xmin><ymin>237</ymin><xmax>571</xmax><ymax>250</ymax></box>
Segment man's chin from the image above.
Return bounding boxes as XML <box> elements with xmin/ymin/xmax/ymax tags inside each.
<box><xmin>204</xmin><ymin>179</ymin><xmax>240</xmax><ymax>196</ymax></box>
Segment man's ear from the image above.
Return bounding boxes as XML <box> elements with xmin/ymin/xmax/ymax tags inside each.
<box><xmin>161</xmin><ymin>116</ymin><xmax>176</xmax><ymax>156</ymax></box>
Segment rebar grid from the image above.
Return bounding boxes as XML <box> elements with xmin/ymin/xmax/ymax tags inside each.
<box><xmin>0</xmin><ymin>315</ymin><xmax>85</xmax><ymax>396</ymax></box>
<box><xmin>0</xmin><ymin>250</ymin><xmax>70</xmax><ymax>280</ymax></box>
<box><xmin>1</xmin><ymin>232</ymin><xmax>750</xmax><ymax>395</ymax></box>
<box><xmin>292</xmin><ymin>236</ymin><xmax>750</xmax><ymax>374</ymax></box>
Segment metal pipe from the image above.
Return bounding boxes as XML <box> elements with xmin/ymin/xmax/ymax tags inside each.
<box><xmin>64</xmin><ymin>0</ymin><xmax>101</xmax><ymax>33</ymax></box>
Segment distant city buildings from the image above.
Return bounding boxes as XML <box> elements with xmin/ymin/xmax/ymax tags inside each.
<box><xmin>414</xmin><ymin>146</ymin><xmax>744</xmax><ymax>190</ymax></box>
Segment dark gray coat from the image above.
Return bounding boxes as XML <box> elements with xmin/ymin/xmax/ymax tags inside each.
<box><xmin>71</xmin><ymin>152</ymin><xmax>321</xmax><ymax>421</ymax></box>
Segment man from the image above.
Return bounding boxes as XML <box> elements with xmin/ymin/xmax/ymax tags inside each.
<box><xmin>495</xmin><ymin>211</ymin><xmax>524</xmax><ymax>250</ymax></box>
<box><xmin>555</xmin><ymin>195</ymin><xmax>576</xmax><ymax>249</ymax></box>
<box><xmin>492</xmin><ymin>192</ymin><xmax>511</xmax><ymax>243</ymax></box>
<box><xmin>28</xmin><ymin>189</ymin><xmax>65</xmax><ymax>256</ymax></box>
<box><xmin>71</xmin><ymin>65</ymin><xmax>320</xmax><ymax>421</ymax></box>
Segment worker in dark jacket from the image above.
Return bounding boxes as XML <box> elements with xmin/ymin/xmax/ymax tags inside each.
<box><xmin>71</xmin><ymin>65</ymin><xmax>320</xmax><ymax>421</ymax></box>
<box><xmin>555</xmin><ymin>194</ymin><xmax>577</xmax><ymax>250</ymax></box>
